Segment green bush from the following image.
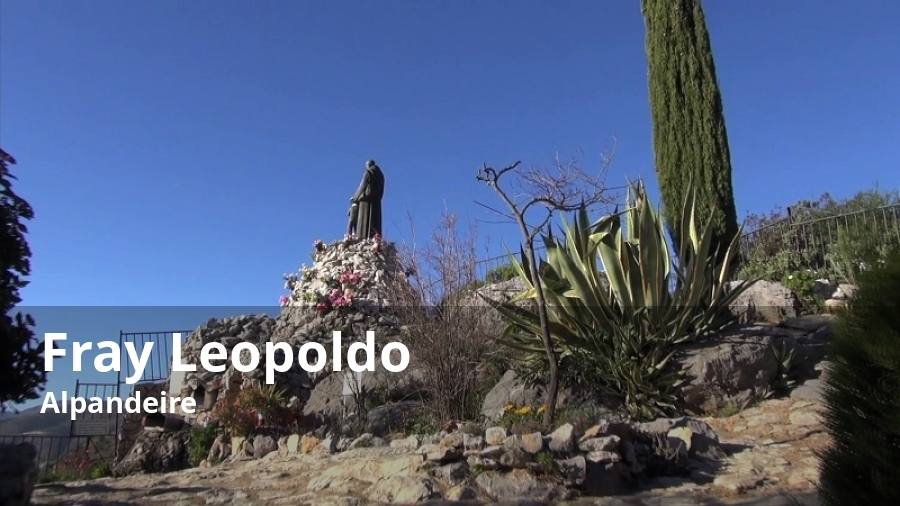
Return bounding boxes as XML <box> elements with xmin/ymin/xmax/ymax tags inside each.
<box><xmin>485</xmin><ymin>184</ymin><xmax>750</xmax><ymax>420</ymax></box>
<box><xmin>485</xmin><ymin>262</ymin><xmax>519</xmax><ymax>283</ymax></box>
<box><xmin>827</xmin><ymin>226</ymin><xmax>900</xmax><ymax>284</ymax></box>
<box><xmin>739</xmin><ymin>188</ymin><xmax>900</xmax><ymax>282</ymax></box>
<box><xmin>188</xmin><ymin>425</ymin><xmax>218</xmax><ymax>467</ymax></box>
<box><xmin>819</xmin><ymin>254</ymin><xmax>900</xmax><ymax>505</ymax></box>
<box><xmin>782</xmin><ymin>269</ymin><xmax>825</xmax><ymax>313</ymax></box>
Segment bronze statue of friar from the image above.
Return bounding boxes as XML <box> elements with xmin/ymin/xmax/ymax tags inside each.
<box><xmin>347</xmin><ymin>160</ymin><xmax>385</xmax><ymax>238</ymax></box>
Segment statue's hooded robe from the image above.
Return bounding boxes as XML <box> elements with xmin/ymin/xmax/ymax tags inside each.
<box><xmin>350</xmin><ymin>161</ymin><xmax>384</xmax><ymax>238</ymax></box>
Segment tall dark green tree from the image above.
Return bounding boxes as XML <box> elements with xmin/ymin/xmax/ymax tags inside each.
<box><xmin>641</xmin><ymin>0</ymin><xmax>738</xmax><ymax>254</ymax></box>
<box><xmin>0</xmin><ymin>149</ymin><xmax>45</xmax><ymax>410</ymax></box>
<box><xmin>818</xmin><ymin>254</ymin><xmax>900</xmax><ymax>505</ymax></box>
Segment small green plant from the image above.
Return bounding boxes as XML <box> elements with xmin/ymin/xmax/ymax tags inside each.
<box><xmin>87</xmin><ymin>462</ymin><xmax>111</xmax><ymax>479</ymax></box>
<box><xmin>403</xmin><ymin>413</ymin><xmax>438</xmax><ymax>435</ymax></box>
<box><xmin>534</xmin><ymin>450</ymin><xmax>559</xmax><ymax>475</ymax></box>
<box><xmin>819</xmin><ymin>253</ymin><xmax>900</xmax><ymax>505</ymax></box>
<box><xmin>188</xmin><ymin>425</ymin><xmax>218</xmax><ymax>467</ymax></box>
<box><xmin>212</xmin><ymin>383</ymin><xmax>299</xmax><ymax>436</ymax></box>
<box><xmin>770</xmin><ymin>341</ymin><xmax>798</xmax><ymax>395</ymax></box>
<box><xmin>497</xmin><ymin>404</ymin><xmax>544</xmax><ymax>434</ymax></box>
<box><xmin>485</xmin><ymin>262</ymin><xmax>519</xmax><ymax>283</ymax></box>
<box><xmin>714</xmin><ymin>401</ymin><xmax>741</xmax><ymax>418</ymax></box>
<box><xmin>827</xmin><ymin>226</ymin><xmax>900</xmax><ymax>284</ymax></box>
<box><xmin>782</xmin><ymin>269</ymin><xmax>824</xmax><ymax>313</ymax></box>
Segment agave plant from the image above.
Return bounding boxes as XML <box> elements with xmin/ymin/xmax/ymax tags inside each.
<box><xmin>484</xmin><ymin>183</ymin><xmax>753</xmax><ymax>419</ymax></box>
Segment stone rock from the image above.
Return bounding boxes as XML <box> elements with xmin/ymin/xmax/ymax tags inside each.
<box><xmin>580</xmin><ymin>422</ymin><xmax>610</xmax><ymax>441</ymax></box>
<box><xmin>445</xmin><ymin>484</ymin><xmax>478</xmax><ymax>501</ymax></box>
<box><xmin>728</xmin><ymin>280</ymin><xmax>800</xmax><ymax>323</ymax></box>
<box><xmin>679</xmin><ymin>325</ymin><xmax>791</xmax><ymax>412</ymax></box>
<box><xmin>207</xmin><ymin>434</ymin><xmax>228</xmax><ymax>463</ymax></box>
<box><xmin>548</xmin><ymin>423</ymin><xmax>575</xmax><ymax>453</ymax></box>
<box><xmin>789</xmin><ymin>409</ymin><xmax>820</xmax><ymax>426</ymax></box>
<box><xmin>480</xmin><ymin>445</ymin><xmax>504</xmax><ymax>459</ymax></box>
<box><xmin>0</xmin><ymin>442</ymin><xmax>37</xmax><ymax>506</ymax></box>
<box><xmin>230</xmin><ymin>436</ymin><xmax>245</xmax><ymax>457</ymax></box>
<box><xmin>113</xmin><ymin>428</ymin><xmax>190</xmax><ymax>476</ymax></box>
<box><xmin>791</xmin><ymin>378</ymin><xmax>824</xmax><ymax>403</ymax></box>
<box><xmin>499</xmin><ymin>447</ymin><xmax>530</xmax><ymax>468</ymax></box>
<box><xmin>253</xmin><ymin>435</ymin><xmax>277</xmax><ymax>459</ymax></box>
<box><xmin>300</xmin><ymin>434</ymin><xmax>320</xmax><ymax>454</ymax></box>
<box><xmin>365</xmin><ymin>401</ymin><xmax>422</xmax><ymax>436</ymax></box>
<box><xmin>479</xmin><ymin>370</ymin><xmax>541</xmax><ymax>422</ymax></box>
<box><xmin>475</xmin><ymin>469</ymin><xmax>567</xmax><ymax>501</ymax></box>
<box><xmin>485</xmin><ymin>426</ymin><xmax>507</xmax><ymax>446</ymax></box>
<box><xmin>520</xmin><ymin>432</ymin><xmax>544</xmax><ymax>454</ymax></box>
<box><xmin>558</xmin><ymin>455</ymin><xmax>587</xmax><ymax>485</ymax></box>
<box><xmin>832</xmin><ymin>283</ymin><xmax>857</xmax><ymax>300</ymax></box>
<box><xmin>285</xmin><ymin>434</ymin><xmax>300</xmax><ymax>453</ymax></box>
<box><xmin>635</xmin><ymin>417</ymin><xmax>724</xmax><ymax>461</ymax></box>
<box><xmin>585</xmin><ymin>450</ymin><xmax>621</xmax><ymax>464</ymax></box>
<box><xmin>389</xmin><ymin>435</ymin><xmax>419</xmax><ymax>451</ymax></box>
<box><xmin>347</xmin><ymin>433</ymin><xmax>375</xmax><ymax>450</ymax></box>
<box><xmin>825</xmin><ymin>298</ymin><xmax>848</xmax><ymax>312</ymax></box>
<box><xmin>579</xmin><ymin>435</ymin><xmax>620</xmax><ymax>453</ymax></box>
<box><xmin>424</xmin><ymin>445</ymin><xmax>461</xmax><ymax>463</ymax></box>
<box><xmin>307</xmin><ymin>454</ymin><xmax>425</xmax><ymax>493</ymax></box>
<box><xmin>432</xmin><ymin>462</ymin><xmax>468</xmax><ymax>484</ymax></box>
<box><xmin>364</xmin><ymin>476</ymin><xmax>434</xmax><ymax>503</ymax></box>
<box><xmin>440</xmin><ymin>431</ymin><xmax>464</xmax><ymax>449</ymax></box>
<box><xmin>463</xmin><ymin>434</ymin><xmax>484</xmax><ymax>452</ymax></box>
<box><xmin>813</xmin><ymin>279</ymin><xmax>836</xmax><ymax>300</ymax></box>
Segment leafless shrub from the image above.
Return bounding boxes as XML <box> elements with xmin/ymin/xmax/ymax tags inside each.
<box><xmin>393</xmin><ymin>211</ymin><xmax>498</xmax><ymax>422</ymax></box>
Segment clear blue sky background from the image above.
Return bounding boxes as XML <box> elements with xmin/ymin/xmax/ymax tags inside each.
<box><xmin>3</xmin><ymin>0</ymin><xmax>899</xmax><ymax>308</ymax></box>
<box><xmin>3</xmin><ymin>1</ymin><xmax>900</xmax><ymax>410</ymax></box>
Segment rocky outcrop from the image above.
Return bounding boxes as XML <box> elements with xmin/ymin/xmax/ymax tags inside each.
<box><xmin>176</xmin><ymin>237</ymin><xmax>415</xmax><ymax>429</ymax></box>
<box><xmin>0</xmin><ymin>442</ymin><xmax>37</xmax><ymax>506</ymax></box>
<box><xmin>679</xmin><ymin>316</ymin><xmax>832</xmax><ymax>413</ymax></box>
<box><xmin>728</xmin><ymin>280</ymin><xmax>801</xmax><ymax>324</ymax></box>
<box><xmin>112</xmin><ymin>428</ymin><xmax>190</xmax><ymax>476</ymax></box>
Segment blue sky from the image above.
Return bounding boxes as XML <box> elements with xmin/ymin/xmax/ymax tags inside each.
<box><xmin>2</xmin><ymin>0</ymin><xmax>899</xmax><ymax>310</ymax></box>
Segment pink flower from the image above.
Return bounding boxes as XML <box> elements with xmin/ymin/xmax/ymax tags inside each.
<box><xmin>315</xmin><ymin>301</ymin><xmax>331</xmax><ymax>313</ymax></box>
<box><xmin>327</xmin><ymin>288</ymin><xmax>352</xmax><ymax>308</ymax></box>
<box><xmin>279</xmin><ymin>295</ymin><xmax>290</xmax><ymax>307</ymax></box>
<box><xmin>340</xmin><ymin>270</ymin><xmax>362</xmax><ymax>285</ymax></box>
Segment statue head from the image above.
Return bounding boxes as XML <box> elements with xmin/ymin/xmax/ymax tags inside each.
<box><xmin>366</xmin><ymin>159</ymin><xmax>377</xmax><ymax>169</ymax></box>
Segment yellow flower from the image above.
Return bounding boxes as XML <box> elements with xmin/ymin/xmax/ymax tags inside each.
<box><xmin>537</xmin><ymin>405</ymin><xmax>546</xmax><ymax>414</ymax></box>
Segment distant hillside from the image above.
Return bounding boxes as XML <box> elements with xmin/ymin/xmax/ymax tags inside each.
<box><xmin>0</xmin><ymin>405</ymin><xmax>70</xmax><ymax>436</ymax></box>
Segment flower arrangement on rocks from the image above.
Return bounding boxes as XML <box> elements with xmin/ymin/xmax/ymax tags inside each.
<box><xmin>280</xmin><ymin>235</ymin><xmax>398</xmax><ymax>314</ymax></box>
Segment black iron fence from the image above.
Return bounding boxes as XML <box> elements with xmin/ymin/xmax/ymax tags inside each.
<box><xmin>118</xmin><ymin>329</ymin><xmax>192</xmax><ymax>386</ymax></box>
<box><xmin>0</xmin><ymin>434</ymin><xmax>115</xmax><ymax>481</ymax></box>
<box><xmin>739</xmin><ymin>204</ymin><xmax>900</xmax><ymax>273</ymax></box>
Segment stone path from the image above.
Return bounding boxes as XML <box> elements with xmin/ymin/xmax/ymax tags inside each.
<box><xmin>32</xmin><ymin>397</ymin><xmax>828</xmax><ymax>505</ymax></box>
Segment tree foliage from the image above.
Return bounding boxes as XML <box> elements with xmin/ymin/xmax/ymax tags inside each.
<box><xmin>819</xmin><ymin>254</ymin><xmax>900</xmax><ymax>505</ymax></box>
<box><xmin>641</xmin><ymin>0</ymin><xmax>738</xmax><ymax>255</ymax></box>
<box><xmin>0</xmin><ymin>148</ymin><xmax>45</xmax><ymax>410</ymax></box>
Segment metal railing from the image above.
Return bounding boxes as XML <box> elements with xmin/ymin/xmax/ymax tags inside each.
<box><xmin>0</xmin><ymin>434</ymin><xmax>114</xmax><ymax>481</ymax></box>
<box><xmin>739</xmin><ymin>204</ymin><xmax>900</xmax><ymax>272</ymax></box>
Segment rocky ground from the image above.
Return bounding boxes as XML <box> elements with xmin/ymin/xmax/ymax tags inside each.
<box><xmin>32</xmin><ymin>394</ymin><xmax>827</xmax><ymax>506</ymax></box>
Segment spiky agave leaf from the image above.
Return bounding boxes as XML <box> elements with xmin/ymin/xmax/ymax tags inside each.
<box><xmin>481</xmin><ymin>182</ymin><xmax>754</xmax><ymax>419</ymax></box>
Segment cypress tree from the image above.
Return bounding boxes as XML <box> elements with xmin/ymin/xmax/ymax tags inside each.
<box><xmin>641</xmin><ymin>0</ymin><xmax>738</xmax><ymax>253</ymax></box>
